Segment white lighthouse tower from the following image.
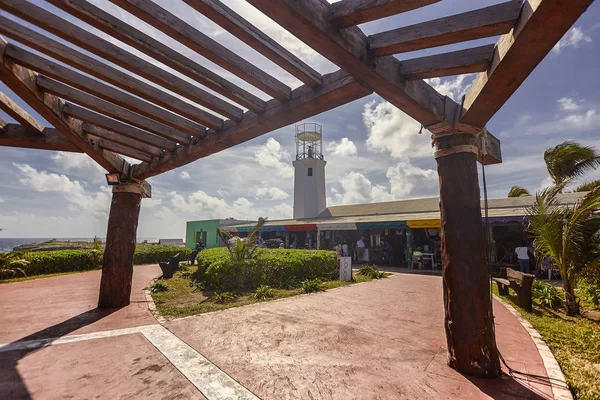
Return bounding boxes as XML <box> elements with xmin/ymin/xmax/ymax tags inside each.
<box><xmin>293</xmin><ymin>123</ymin><xmax>326</xmax><ymax>219</ymax></box>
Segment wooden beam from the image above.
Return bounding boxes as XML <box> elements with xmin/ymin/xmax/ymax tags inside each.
<box><xmin>109</xmin><ymin>0</ymin><xmax>292</xmax><ymax>102</ymax></box>
<box><xmin>132</xmin><ymin>69</ymin><xmax>371</xmax><ymax>180</ymax></box>
<box><xmin>46</xmin><ymin>0</ymin><xmax>267</xmax><ymax>114</ymax></box>
<box><xmin>98</xmin><ymin>139</ymin><xmax>152</xmax><ymax>163</ymax></box>
<box><xmin>81</xmin><ymin>123</ymin><xmax>164</xmax><ymax>157</ymax></box>
<box><xmin>247</xmin><ymin>0</ymin><xmax>446</xmax><ymax>127</ymax></box>
<box><xmin>0</xmin><ymin>38</ymin><xmax>127</xmax><ymax>173</ymax></box>
<box><xmin>63</xmin><ymin>103</ymin><xmax>178</xmax><ymax>152</ymax></box>
<box><xmin>0</xmin><ymin>18</ymin><xmax>222</xmax><ymax>130</ymax></box>
<box><xmin>401</xmin><ymin>44</ymin><xmax>495</xmax><ymax>80</ymax></box>
<box><xmin>183</xmin><ymin>0</ymin><xmax>322</xmax><ymax>88</ymax></box>
<box><xmin>331</xmin><ymin>0</ymin><xmax>440</xmax><ymax>27</ymax></box>
<box><xmin>462</xmin><ymin>0</ymin><xmax>595</xmax><ymax>128</ymax></box>
<box><xmin>0</xmin><ymin>116</ymin><xmax>7</xmax><ymax>128</ymax></box>
<box><xmin>36</xmin><ymin>75</ymin><xmax>192</xmax><ymax>145</ymax></box>
<box><xmin>0</xmin><ymin>123</ymin><xmax>82</xmax><ymax>152</ymax></box>
<box><xmin>369</xmin><ymin>1</ymin><xmax>523</xmax><ymax>56</ymax></box>
<box><xmin>5</xmin><ymin>44</ymin><xmax>206</xmax><ymax>138</ymax></box>
<box><xmin>0</xmin><ymin>1</ymin><xmax>238</xmax><ymax>123</ymax></box>
<box><xmin>0</xmin><ymin>89</ymin><xmax>44</xmax><ymax>133</ymax></box>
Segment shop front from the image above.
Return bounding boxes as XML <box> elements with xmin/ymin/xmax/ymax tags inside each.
<box><xmin>407</xmin><ymin>219</ymin><xmax>441</xmax><ymax>269</ymax></box>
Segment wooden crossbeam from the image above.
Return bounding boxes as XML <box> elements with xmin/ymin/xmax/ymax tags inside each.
<box><xmin>401</xmin><ymin>44</ymin><xmax>495</xmax><ymax>80</ymax></box>
<box><xmin>0</xmin><ymin>1</ymin><xmax>238</xmax><ymax>123</ymax></box>
<box><xmin>369</xmin><ymin>1</ymin><xmax>522</xmax><ymax>56</ymax></box>
<box><xmin>0</xmin><ymin>38</ymin><xmax>127</xmax><ymax>173</ymax></box>
<box><xmin>0</xmin><ymin>123</ymin><xmax>82</xmax><ymax>152</ymax></box>
<box><xmin>37</xmin><ymin>75</ymin><xmax>191</xmax><ymax>145</ymax></box>
<box><xmin>132</xmin><ymin>70</ymin><xmax>372</xmax><ymax>180</ymax></box>
<box><xmin>462</xmin><ymin>0</ymin><xmax>595</xmax><ymax>128</ymax></box>
<box><xmin>183</xmin><ymin>0</ymin><xmax>322</xmax><ymax>88</ymax></box>
<box><xmin>0</xmin><ymin>19</ymin><xmax>222</xmax><ymax>130</ymax></box>
<box><xmin>47</xmin><ymin>0</ymin><xmax>267</xmax><ymax>114</ymax></box>
<box><xmin>81</xmin><ymin>123</ymin><xmax>164</xmax><ymax>158</ymax></box>
<box><xmin>110</xmin><ymin>0</ymin><xmax>292</xmax><ymax>102</ymax></box>
<box><xmin>63</xmin><ymin>103</ymin><xmax>178</xmax><ymax>152</ymax></box>
<box><xmin>247</xmin><ymin>0</ymin><xmax>447</xmax><ymax>127</ymax></box>
<box><xmin>0</xmin><ymin>116</ymin><xmax>7</xmax><ymax>128</ymax></box>
<box><xmin>98</xmin><ymin>139</ymin><xmax>152</xmax><ymax>163</ymax></box>
<box><xmin>5</xmin><ymin>44</ymin><xmax>206</xmax><ymax>137</ymax></box>
<box><xmin>0</xmin><ymin>90</ymin><xmax>44</xmax><ymax>133</ymax></box>
<box><xmin>331</xmin><ymin>0</ymin><xmax>440</xmax><ymax>27</ymax></box>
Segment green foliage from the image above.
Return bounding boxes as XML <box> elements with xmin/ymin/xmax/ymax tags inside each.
<box><xmin>358</xmin><ymin>265</ymin><xmax>386</xmax><ymax>279</ymax></box>
<box><xmin>532</xmin><ymin>280</ymin><xmax>564</xmax><ymax>309</ymax></box>
<box><xmin>527</xmin><ymin>186</ymin><xmax>600</xmax><ymax>315</ymax></box>
<box><xmin>575</xmin><ymin>179</ymin><xmax>600</xmax><ymax>193</ymax></box>
<box><xmin>213</xmin><ymin>292</ymin><xmax>237</xmax><ymax>304</ymax></box>
<box><xmin>193</xmin><ymin>247</ymin><xmax>336</xmax><ymax>292</ymax></box>
<box><xmin>23</xmin><ymin>250</ymin><xmax>100</xmax><ymax>276</ymax></box>
<box><xmin>132</xmin><ymin>245</ymin><xmax>191</xmax><ymax>265</ymax></box>
<box><xmin>252</xmin><ymin>285</ymin><xmax>275</xmax><ymax>300</ymax></box>
<box><xmin>217</xmin><ymin>218</ymin><xmax>266</xmax><ymax>264</ymax></box>
<box><xmin>508</xmin><ymin>186</ymin><xmax>531</xmax><ymax>198</ymax></box>
<box><xmin>544</xmin><ymin>141</ymin><xmax>600</xmax><ymax>188</ymax></box>
<box><xmin>0</xmin><ymin>251</ymin><xmax>29</xmax><ymax>279</ymax></box>
<box><xmin>578</xmin><ymin>280</ymin><xmax>600</xmax><ymax>309</ymax></box>
<box><xmin>301</xmin><ymin>278</ymin><xmax>324</xmax><ymax>293</ymax></box>
<box><xmin>149</xmin><ymin>281</ymin><xmax>169</xmax><ymax>293</ymax></box>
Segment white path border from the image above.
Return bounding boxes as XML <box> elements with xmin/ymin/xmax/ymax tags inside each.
<box><xmin>494</xmin><ymin>294</ymin><xmax>573</xmax><ymax>400</ymax></box>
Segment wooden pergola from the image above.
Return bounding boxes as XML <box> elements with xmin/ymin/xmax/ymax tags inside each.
<box><xmin>0</xmin><ymin>0</ymin><xmax>593</xmax><ymax>377</ymax></box>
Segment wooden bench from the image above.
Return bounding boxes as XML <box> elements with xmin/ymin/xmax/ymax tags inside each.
<box><xmin>492</xmin><ymin>268</ymin><xmax>535</xmax><ymax>312</ymax></box>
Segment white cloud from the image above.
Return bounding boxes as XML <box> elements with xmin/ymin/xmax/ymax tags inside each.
<box><xmin>363</xmin><ymin>100</ymin><xmax>433</xmax><ymax>159</ymax></box>
<box><xmin>169</xmin><ymin>190</ymin><xmax>256</xmax><ymax>220</ymax></box>
<box><xmin>557</xmin><ymin>97</ymin><xmax>580</xmax><ymax>111</ymax></box>
<box><xmin>552</xmin><ymin>27</ymin><xmax>592</xmax><ymax>54</ymax></box>
<box><xmin>256</xmin><ymin>187</ymin><xmax>289</xmax><ymax>200</ymax></box>
<box><xmin>254</xmin><ymin>138</ymin><xmax>294</xmax><ymax>178</ymax></box>
<box><xmin>266</xmin><ymin>203</ymin><xmax>293</xmax><ymax>220</ymax></box>
<box><xmin>0</xmin><ymin>197</ymin><xmax>4</xmax><ymax>203</ymax></box>
<box><xmin>326</xmin><ymin>138</ymin><xmax>357</xmax><ymax>156</ymax></box>
<box><xmin>335</xmin><ymin>172</ymin><xmax>395</xmax><ymax>205</ymax></box>
<box><xmin>426</xmin><ymin>74</ymin><xmax>474</xmax><ymax>101</ymax></box>
<box><xmin>387</xmin><ymin>161</ymin><xmax>438</xmax><ymax>198</ymax></box>
<box><xmin>13</xmin><ymin>163</ymin><xmax>110</xmax><ymax>218</ymax></box>
<box><xmin>180</xmin><ymin>171</ymin><xmax>191</xmax><ymax>180</ymax></box>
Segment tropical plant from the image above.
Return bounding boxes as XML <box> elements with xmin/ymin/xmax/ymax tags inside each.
<box><xmin>527</xmin><ymin>185</ymin><xmax>600</xmax><ymax>315</ymax></box>
<box><xmin>575</xmin><ymin>179</ymin><xmax>600</xmax><ymax>193</ymax></box>
<box><xmin>0</xmin><ymin>251</ymin><xmax>29</xmax><ymax>278</ymax></box>
<box><xmin>217</xmin><ymin>218</ymin><xmax>266</xmax><ymax>264</ymax></box>
<box><xmin>300</xmin><ymin>278</ymin><xmax>324</xmax><ymax>293</ymax></box>
<box><xmin>358</xmin><ymin>265</ymin><xmax>386</xmax><ymax>279</ymax></box>
<box><xmin>213</xmin><ymin>292</ymin><xmax>237</xmax><ymax>304</ymax></box>
<box><xmin>252</xmin><ymin>285</ymin><xmax>275</xmax><ymax>300</ymax></box>
<box><xmin>544</xmin><ymin>141</ymin><xmax>600</xmax><ymax>189</ymax></box>
<box><xmin>531</xmin><ymin>280</ymin><xmax>563</xmax><ymax>309</ymax></box>
<box><xmin>508</xmin><ymin>186</ymin><xmax>531</xmax><ymax>198</ymax></box>
<box><xmin>149</xmin><ymin>281</ymin><xmax>169</xmax><ymax>293</ymax></box>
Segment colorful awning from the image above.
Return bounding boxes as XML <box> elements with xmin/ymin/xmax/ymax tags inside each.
<box><xmin>317</xmin><ymin>223</ymin><xmax>357</xmax><ymax>231</ymax></box>
<box><xmin>356</xmin><ymin>221</ymin><xmax>407</xmax><ymax>230</ymax></box>
<box><xmin>407</xmin><ymin>219</ymin><xmax>441</xmax><ymax>229</ymax></box>
<box><xmin>286</xmin><ymin>224</ymin><xmax>318</xmax><ymax>231</ymax></box>
<box><xmin>260</xmin><ymin>225</ymin><xmax>287</xmax><ymax>232</ymax></box>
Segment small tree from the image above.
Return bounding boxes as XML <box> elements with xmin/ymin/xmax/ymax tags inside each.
<box><xmin>527</xmin><ymin>186</ymin><xmax>600</xmax><ymax>315</ymax></box>
<box><xmin>508</xmin><ymin>186</ymin><xmax>531</xmax><ymax>198</ymax></box>
<box><xmin>217</xmin><ymin>218</ymin><xmax>266</xmax><ymax>264</ymax></box>
<box><xmin>575</xmin><ymin>179</ymin><xmax>600</xmax><ymax>193</ymax></box>
<box><xmin>0</xmin><ymin>251</ymin><xmax>29</xmax><ymax>278</ymax></box>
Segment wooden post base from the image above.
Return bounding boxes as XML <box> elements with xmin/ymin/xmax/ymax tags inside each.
<box><xmin>98</xmin><ymin>189</ymin><xmax>142</xmax><ymax>309</ymax></box>
<box><xmin>435</xmin><ymin>133</ymin><xmax>501</xmax><ymax>377</ymax></box>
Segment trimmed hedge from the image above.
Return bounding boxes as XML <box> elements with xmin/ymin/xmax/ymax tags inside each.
<box><xmin>193</xmin><ymin>247</ymin><xmax>337</xmax><ymax>292</ymax></box>
<box><xmin>1</xmin><ymin>245</ymin><xmax>191</xmax><ymax>278</ymax></box>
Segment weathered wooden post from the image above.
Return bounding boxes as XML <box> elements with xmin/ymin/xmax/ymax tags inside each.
<box><xmin>98</xmin><ymin>182</ymin><xmax>150</xmax><ymax>309</ymax></box>
<box><xmin>434</xmin><ymin>131</ymin><xmax>500</xmax><ymax>377</ymax></box>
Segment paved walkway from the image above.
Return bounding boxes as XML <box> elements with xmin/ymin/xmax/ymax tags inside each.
<box><xmin>0</xmin><ymin>266</ymin><xmax>557</xmax><ymax>399</ymax></box>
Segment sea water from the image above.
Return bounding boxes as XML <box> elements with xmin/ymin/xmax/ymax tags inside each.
<box><xmin>0</xmin><ymin>238</ymin><xmax>162</xmax><ymax>253</ymax></box>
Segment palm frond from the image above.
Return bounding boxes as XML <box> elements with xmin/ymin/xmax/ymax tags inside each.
<box><xmin>508</xmin><ymin>186</ymin><xmax>531</xmax><ymax>197</ymax></box>
<box><xmin>574</xmin><ymin>179</ymin><xmax>600</xmax><ymax>192</ymax></box>
<box><xmin>544</xmin><ymin>141</ymin><xmax>600</xmax><ymax>187</ymax></box>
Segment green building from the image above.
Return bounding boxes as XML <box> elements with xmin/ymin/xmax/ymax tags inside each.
<box><xmin>185</xmin><ymin>219</ymin><xmax>253</xmax><ymax>249</ymax></box>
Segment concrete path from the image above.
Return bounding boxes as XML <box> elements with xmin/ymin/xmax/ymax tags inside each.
<box><xmin>0</xmin><ymin>266</ymin><xmax>557</xmax><ymax>399</ymax></box>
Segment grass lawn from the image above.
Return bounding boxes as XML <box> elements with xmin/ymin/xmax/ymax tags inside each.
<box><xmin>494</xmin><ymin>286</ymin><xmax>600</xmax><ymax>399</ymax></box>
<box><xmin>150</xmin><ymin>266</ymin><xmax>380</xmax><ymax>319</ymax></box>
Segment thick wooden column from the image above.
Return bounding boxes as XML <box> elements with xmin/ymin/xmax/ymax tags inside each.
<box><xmin>98</xmin><ymin>185</ymin><xmax>142</xmax><ymax>309</ymax></box>
<box><xmin>435</xmin><ymin>132</ymin><xmax>500</xmax><ymax>377</ymax></box>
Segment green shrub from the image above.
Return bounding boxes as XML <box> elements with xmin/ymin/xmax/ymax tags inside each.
<box><xmin>149</xmin><ymin>281</ymin><xmax>169</xmax><ymax>293</ymax></box>
<box><xmin>532</xmin><ymin>280</ymin><xmax>564</xmax><ymax>309</ymax></box>
<box><xmin>253</xmin><ymin>285</ymin><xmax>275</xmax><ymax>300</ymax></box>
<box><xmin>358</xmin><ymin>265</ymin><xmax>386</xmax><ymax>279</ymax></box>
<box><xmin>301</xmin><ymin>278</ymin><xmax>324</xmax><ymax>293</ymax></box>
<box><xmin>132</xmin><ymin>245</ymin><xmax>191</xmax><ymax>265</ymax></box>
<box><xmin>578</xmin><ymin>280</ymin><xmax>600</xmax><ymax>309</ymax></box>
<box><xmin>193</xmin><ymin>248</ymin><xmax>336</xmax><ymax>292</ymax></box>
<box><xmin>213</xmin><ymin>292</ymin><xmax>237</xmax><ymax>304</ymax></box>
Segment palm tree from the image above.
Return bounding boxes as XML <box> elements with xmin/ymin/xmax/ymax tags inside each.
<box><xmin>218</xmin><ymin>217</ymin><xmax>266</xmax><ymax>264</ymax></box>
<box><xmin>508</xmin><ymin>186</ymin><xmax>531</xmax><ymax>198</ymax></box>
<box><xmin>575</xmin><ymin>179</ymin><xmax>600</xmax><ymax>193</ymax></box>
<box><xmin>527</xmin><ymin>186</ymin><xmax>600</xmax><ymax>315</ymax></box>
<box><xmin>544</xmin><ymin>141</ymin><xmax>600</xmax><ymax>190</ymax></box>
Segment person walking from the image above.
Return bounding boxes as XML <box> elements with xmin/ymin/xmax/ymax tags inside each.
<box><xmin>515</xmin><ymin>242</ymin><xmax>530</xmax><ymax>273</ymax></box>
<box><xmin>356</xmin><ymin>237</ymin><xmax>365</xmax><ymax>262</ymax></box>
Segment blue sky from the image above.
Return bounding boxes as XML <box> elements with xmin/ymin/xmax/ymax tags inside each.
<box><xmin>0</xmin><ymin>0</ymin><xmax>599</xmax><ymax>239</ymax></box>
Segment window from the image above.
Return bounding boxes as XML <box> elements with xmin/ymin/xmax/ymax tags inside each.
<box><xmin>308</xmin><ymin>167</ymin><xmax>313</xmax><ymax>176</ymax></box>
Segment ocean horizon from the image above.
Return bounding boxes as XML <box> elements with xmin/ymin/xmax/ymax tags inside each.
<box><xmin>0</xmin><ymin>237</ymin><xmax>166</xmax><ymax>253</ymax></box>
